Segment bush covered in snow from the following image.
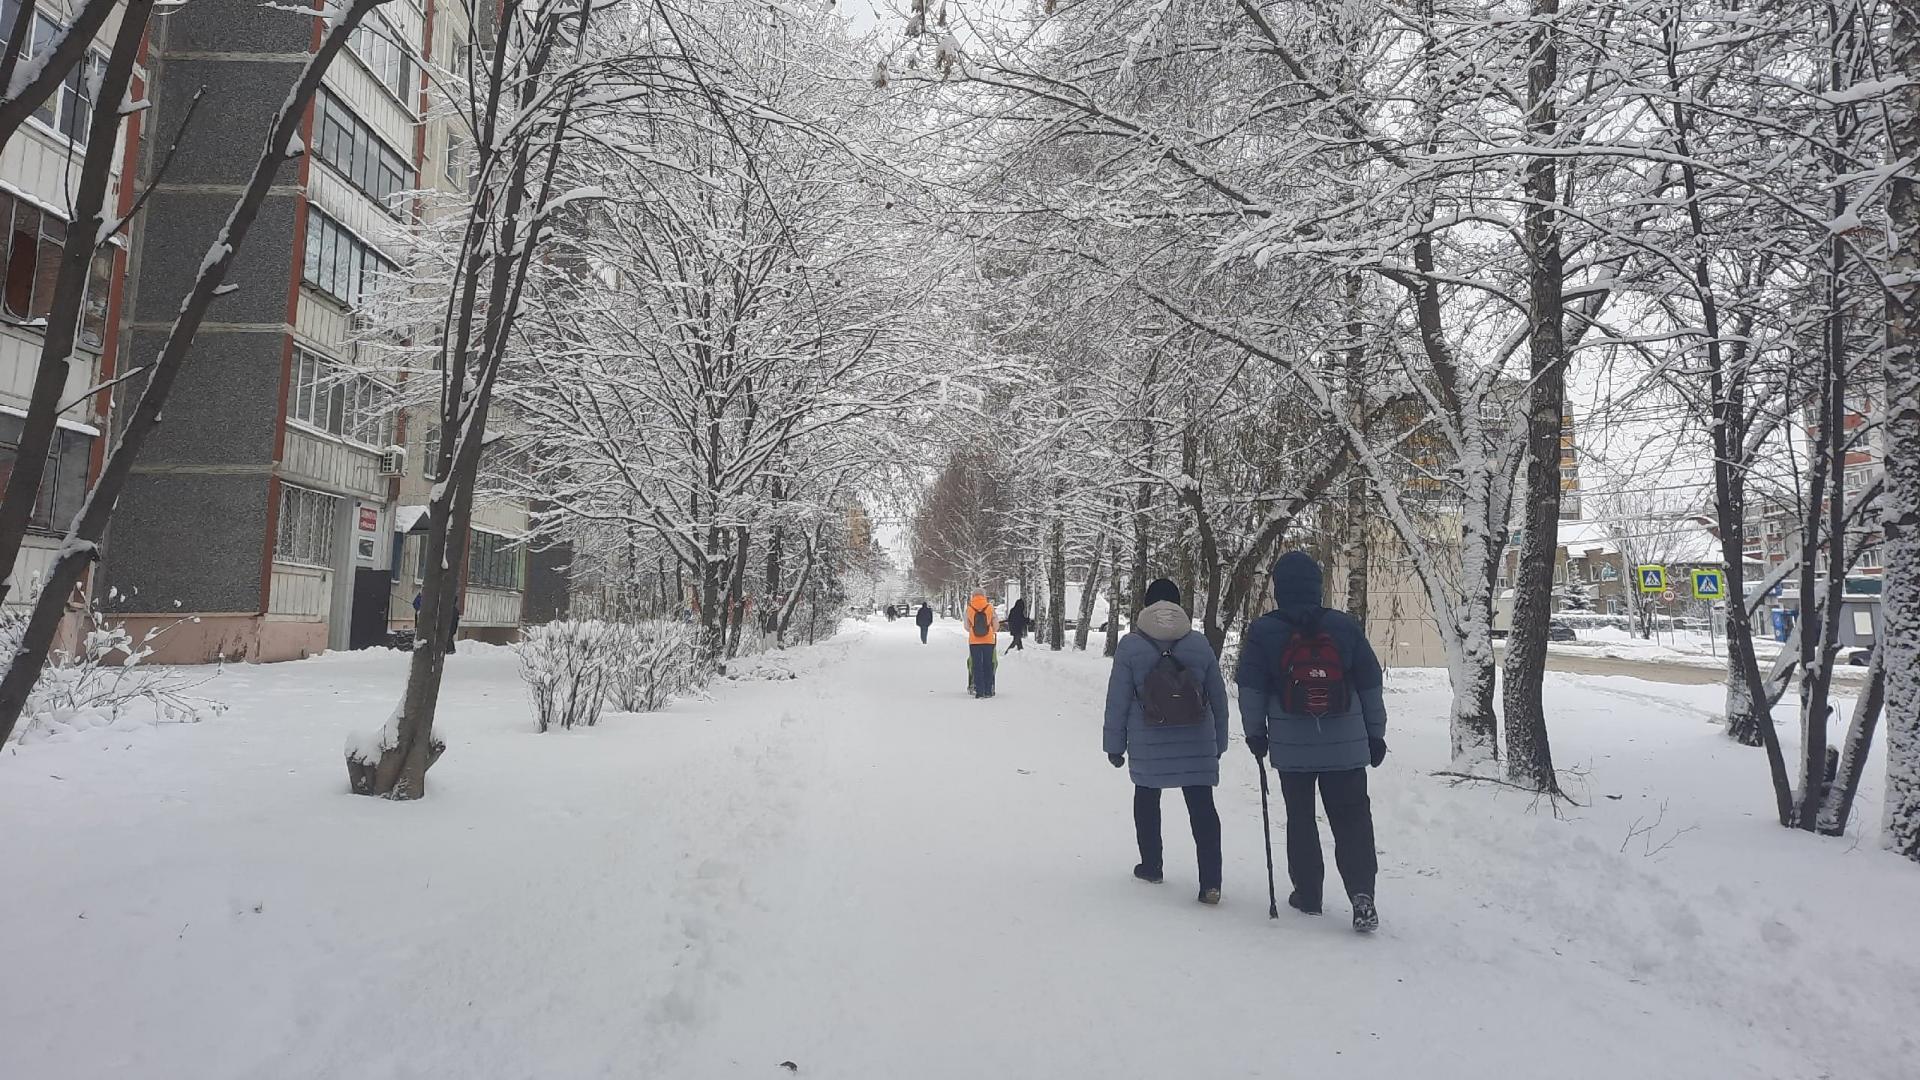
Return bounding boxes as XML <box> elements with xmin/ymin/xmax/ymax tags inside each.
<box><xmin>604</xmin><ymin>620</ymin><xmax>706</xmax><ymax>713</ymax></box>
<box><xmin>520</xmin><ymin>619</ymin><xmax>709</xmax><ymax>732</ymax></box>
<box><xmin>1</xmin><ymin>609</ymin><xmax>226</xmax><ymax>748</ymax></box>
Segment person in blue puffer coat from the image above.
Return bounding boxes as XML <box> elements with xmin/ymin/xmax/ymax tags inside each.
<box><xmin>1237</xmin><ymin>551</ymin><xmax>1388</xmax><ymax>933</ymax></box>
<box><xmin>1103</xmin><ymin>578</ymin><xmax>1231</xmax><ymax>905</ymax></box>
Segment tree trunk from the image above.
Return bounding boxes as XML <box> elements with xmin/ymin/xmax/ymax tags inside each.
<box><xmin>1818</xmin><ymin>649</ymin><xmax>1884</xmax><ymax>836</ymax></box>
<box><xmin>1074</xmin><ymin>531</ymin><xmax>1104</xmax><ymax>651</ymax></box>
<box><xmin>1883</xmin><ymin>0</ymin><xmax>1920</xmax><ymax>862</ymax></box>
<box><xmin>1046</xmin><ymin>517</ymin><xmax>1066</xmax><ymax>649</ymax></box>
<box><xmin>1342</xmin><ymin>360</ymin><xmax>1370</xmax><ymax>628</ymax></box>
<box><xmin>1105</xmin><ymin>523</ymin><xmax>1123</xmax><ymax>658</ymax></box>
<box><xmin>348</xmin><ymin>2</ymin><xmax>572</xmax><ymax>797</ymax></box>
<box><xmin>1500</xmin><ymin>0</ymin><xmax>1564</xmax><ymax>794</ymax></box>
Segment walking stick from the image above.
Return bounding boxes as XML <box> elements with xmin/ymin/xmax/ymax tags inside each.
<box><xmin>1257</xmin><ymin>762</ymin><xmax>1279</xmax><ymax>919</ymax></box>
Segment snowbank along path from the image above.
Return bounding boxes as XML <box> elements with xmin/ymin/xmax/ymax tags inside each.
<box><xmin>2</xmin><ymin>618</ymin><xmax>1916</xmax><ymax>1079</ymax></box>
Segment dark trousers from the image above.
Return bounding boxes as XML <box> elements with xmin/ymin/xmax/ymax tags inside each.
<box><xmin>1278</xmin><ymin>768</ymin><xmax>1377</xmax><ymax>903</ymax></box>
<box><xmin>1009</xmin><ymin>631</ymin><xmax>1025</xmax><ymax>651</ymax></box>
<box><xmin>919</xmin><ymin>625</ymin><xmax>929</xmax><ymax>643</ymax></box>
<box><xmin>1134</xmin><ymin>785</ymin><xmax>1222</xmax><ymax>890</ymax></box>
<box><xmin>968</xmin><ymin>643</ymin><xmax>996</xmax><ymax>695</ymax></box>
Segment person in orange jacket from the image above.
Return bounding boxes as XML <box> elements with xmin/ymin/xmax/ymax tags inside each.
<box><xmin>965</xmin><ymin>592</ymin><xmax>998</xmax><ymax>698</ymax></box>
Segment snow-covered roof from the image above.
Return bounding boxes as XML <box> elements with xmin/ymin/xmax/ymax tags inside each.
<box><xmin>1556</xmin><ymin>517</ymin><xmax>1723</xmax><ymax>564</ymax></box>
<box><xmin>393</xmin><ymin>505</ymin><xmax>430</xmax><ymax>534</ymax></box>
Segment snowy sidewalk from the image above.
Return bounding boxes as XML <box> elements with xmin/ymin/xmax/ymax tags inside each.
<box><xmin>3</xmin><ymin>623</ymin><xmax>1916</xmax><ymax>1079</ymax></box>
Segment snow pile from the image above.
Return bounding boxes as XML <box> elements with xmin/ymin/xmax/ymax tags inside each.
<box><xmin>2</xmin><ymin>613</ymin><xmax>225</xmax><ymax>748</ymax></box>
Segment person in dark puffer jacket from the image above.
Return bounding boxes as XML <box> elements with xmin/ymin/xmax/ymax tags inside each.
<box><xmin>1104</xmin><ymin>578</ymin><xmax>1231</xmax><ymax>904</ymax></box>
<box><xmin>1237</xmin><ymin>551</ymin><xmax>1388</xmax><ymax>933</ymax></box>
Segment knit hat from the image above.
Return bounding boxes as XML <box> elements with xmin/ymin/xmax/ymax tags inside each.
<box><xmin>1143</xmin><ymin>578</ymin><xmax>1181</xmax><ymax>606</ymax></box>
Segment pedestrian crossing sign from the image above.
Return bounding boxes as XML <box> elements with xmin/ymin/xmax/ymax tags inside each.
<box><xmin>1636</xmin><ymin>565</ymin><xmax>1667</xmax><ymax>594</ymax></box>
<box><xmin>1691</xmin><ymin>569</ymin><xmax>1726</xmax><ymax>600</ymax></box>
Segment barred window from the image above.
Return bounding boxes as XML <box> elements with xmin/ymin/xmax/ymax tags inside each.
<box><xmin>313</xmin><ymin>89</ymin><xmax>413</xmax><ymax>209</ymax></box>
<box><xmin>274</xmin><ymin>484</ymin><xmax>341</xmax><ymax>567</ymax></box>
<box><xmin>468</xmin><ymin>530</ymin><xmax>522</xmax><ymax>590</ymax></box>
<box><xmin>290</xmin><ymin>347</ymin><xmax>394</xmax><ymax>447</ymax></box>
<box><xmin>302</xmin><ymin>208</ymin><xmax>394</xmax><ymax>307</ymax></box>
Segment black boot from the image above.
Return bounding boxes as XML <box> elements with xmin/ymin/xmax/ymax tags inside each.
<box><xmin>1352</xmin><ymin>893</ymin><xmax>1379</xmax><ymax>933</ymax></box>
<box><xmin>1133</xmin><ymin>864</ymin><xmax>1164</xmax><ymax>884</ymax></box>
<box><xmin>1287</xmin><ymin>890</ymin><xmax>1323</xmax><ymax>916</ymax></box>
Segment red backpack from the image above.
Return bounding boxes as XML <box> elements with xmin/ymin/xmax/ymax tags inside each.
<box><xmin>1278</xmin><ymin>617</ymin><xmax>1351</xmax><ymax>717</ymax></box>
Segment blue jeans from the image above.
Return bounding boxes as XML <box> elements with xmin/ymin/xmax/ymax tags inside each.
<box><xmin>968</xmin><ymin>643</ymin><xmax>996</xmax><ymax>695</ymax></box>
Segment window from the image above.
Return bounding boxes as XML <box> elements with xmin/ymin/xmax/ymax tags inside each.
<box><xmin>275</xmin><ymin>484</ymin><xmax>341</xmax><ymax>567</ymax></box>
<box><xmin>440</xmin><ymin>126</ymin><xmax>481</xmax><ymax>196</ymax></box>
<box><xmin>289</xmin><ymin>346</ymin><xmax>394</xmax><ymax>446</ymax></box>
<box><xmin>1</xmin><ymin>1</ymin><xmax>103</xmax><ymax>144</ymax></box>
<box><xmin>1856</xmin><ymin>545</ymin><xmax>1883</xmax><ymax>570</ymax></box>
<box><xmin>0</xmin><ymin>413</ymin><xmax>94</xmax><ymax>533</ymax></box>
<box><xmin>467</xmin><ymin>529</ymin><xmax>522</xmax><ymax>590</ymax></box>
<box><xmin>302</xmin><ymin>208</ymin><xmax>394</xmax><ymax>307</ymax></box>
<box><xmin>0</xmin><ymin>191</ymin><xmax>114</xmax><ymax>345</ymax></box>
<box><xmin>312</xmin><ymin>90</ymin><xmax>413</xmax><ymax>209</ymax></box>
<box><xmin>348</xmin><ymin>14</ymin><xmax>416</xmax><ymax>106</ymax></box>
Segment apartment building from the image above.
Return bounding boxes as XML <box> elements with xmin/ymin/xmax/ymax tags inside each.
<box><xmin>97</xmin><ymin>0</ymin><xmax>552</xmax><ymax>662</ymax></box>
<box><xmin>0</xmin><ymin>0</ymin><xmax>140</xmax><ymax>642</ymax></box>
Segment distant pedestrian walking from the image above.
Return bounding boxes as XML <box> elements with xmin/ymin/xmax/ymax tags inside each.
<box><xmin>916</xmin><ymin>602</ymin><xmax>934</xmax><ymax>644</ymax></box>
<box><xmin>965</xmin><ymin>592</ymin><xmax>998</xmax><ymax>697</ymax></box>
<box><xmin>1103</xmin><ymin>578</ymin><xmax>1230</xmax><ymax>904</ymax></box>
<box><xmin>1006</xmin><ymin>597</ymin><xmax>1030</xmax><ymax>651</ymax></box>
<box><xmin>1237</xmin><ymin>551</ymin><xmax>1387</xmax><ymax>933</ymax></box>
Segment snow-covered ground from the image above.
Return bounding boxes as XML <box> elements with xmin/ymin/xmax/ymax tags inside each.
<box><xmin>2</xmin><ymin>621</ymin><xmax>1915</xmax><ymax>1079</ymax></box>
<box><xmin>1548</xmin><ymin>625</ymin><xmax>1818</xmax><ymax>669</ymax></box>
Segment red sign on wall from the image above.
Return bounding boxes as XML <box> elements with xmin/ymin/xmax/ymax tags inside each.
<box><xmin>358</xmin><ymin>507</ymin><xmax>379</xmax><ymax>533</ymax></box>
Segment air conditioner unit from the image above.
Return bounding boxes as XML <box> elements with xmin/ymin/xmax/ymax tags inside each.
<box><xmin>378</xmin><ymin>446</ymin><xmax>407</xmax><ymax>477</ymax></box>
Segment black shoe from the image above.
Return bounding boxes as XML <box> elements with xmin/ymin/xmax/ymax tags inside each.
<box><xmin>1352</xmin><ymin>894</ymin><xmax>1379</xmax><ymax>933</ymax></box>
<box><xmin>1133</xmin><ymin>864</ymin><xmax>1164</xmax><ymax>884</ymax></box>
<box><xmin>1197</xmin><ymin>887</ymin><xmax>1221</xmax><ymax>905</ymax></box>
<box><xmin>1287</xmin><ymin>891</ymin><xmax>1323</xmax><ymax>916</ymax></box>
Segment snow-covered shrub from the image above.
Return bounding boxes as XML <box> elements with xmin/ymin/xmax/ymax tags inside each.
<box><xmin>519</xmin><ymin>619</ymin><xmax>710</xmax><ymax>730</ymax></box>
<box><xmin>519</xmin><ymin>620</ymin><xmax>621</xmax><ymax>731</ymax></box>
<box><xmin>1</xmin><ymin>608</ymin><xmax>226</xmax><ymax>748</ymax></box>
<box><xmin>1552</xmin><ymin>613</ymin><xmax>1633</xmax><ymax>632</ymax></box>
<box><xmin>604</xmin><ymin>619</ymin><xmax>706</xmax><ymax>713</ymax></box>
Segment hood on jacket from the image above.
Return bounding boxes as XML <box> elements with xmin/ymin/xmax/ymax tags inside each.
<box><xmin>1271</xmin><ymin>551</ymin><xmax>1325</xmax><ymax>612</ymax></box>
<box><xmin>1008</xmin><ymin>598</ymin><xmax>1027</xmax><ymax>617</ymax></box>
<box><xmin>1134</xmin><ymin>600</ymin><xmax>1193</xmax><ymax>641</ymax></box>
<box><xmin>968</xmin><ymin>593</ymin><xmax>989</xmax><ymax>610</ymax></box>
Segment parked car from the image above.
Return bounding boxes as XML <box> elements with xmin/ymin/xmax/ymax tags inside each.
<box><xmin>1547</xmin><ymin>620</ymin><xmax>1578</xmax><ymax>642</ymax></box>
<box><xmin>1849</xmin><ymin>646</ymin><xmax>1873</xmax><ymax>667</ymax></box>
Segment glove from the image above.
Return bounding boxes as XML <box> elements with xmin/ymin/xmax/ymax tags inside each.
<box><xmin>1245</xmin><ymin>735</ymin><xmax>1269</xmax><ymax>759</ymax></box>
<box><xmin>1369</xmin><ymin>737</ymin><xmax>1388</xmax><ymax>768</ymax></box>
<box><xmin>1108</xmin><ymin>753</ymin><xmax>1125</xmax><ymax>769</ymax></box>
